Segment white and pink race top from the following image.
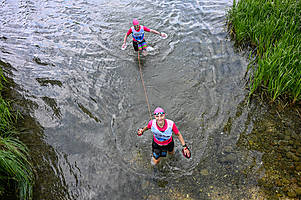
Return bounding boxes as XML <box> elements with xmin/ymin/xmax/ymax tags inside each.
<box><xmin>147</xmin><ymin>119</ymin><xmax>179</xmax><ymax>145</ymax></box>
<box><xmin>126</xmin><ymin>25</ymin><xmax>151</xmax><ymax>42</ymax></box>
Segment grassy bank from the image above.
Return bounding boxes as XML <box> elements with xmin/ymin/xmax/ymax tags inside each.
<box><xmin>0</xmin><ymin>68</ymin><xmax>33</xmax><ymax>199</ymax></box>
<box><xmin>227</xmin><ymin>0</ymin><xmax>301</xmax><ymax>104</ymax></box>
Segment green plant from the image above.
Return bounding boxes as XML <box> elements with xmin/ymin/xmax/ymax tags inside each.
<box><xmin>0</xmin><ymin>68</ymin><xmax>33</xmax><ymax>200</ymax></box>
<box><xmin>227</xmin><ymin>0</ymin><xmax>301</xmax><ymax>104</ymax></box>
<box><xmin>0</xmin><ymin>136</ymin><xmax>33</xmax><ymax>200</ymax></box>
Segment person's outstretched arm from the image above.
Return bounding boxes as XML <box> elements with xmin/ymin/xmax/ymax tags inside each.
<box><xmin>149</xmin><ymin>29</ymin><xmax>166</xmax><ymax>37</ymax></box>
<box><xmin>138</xmin><ymin>126</ymin><xmax>149</xmax><ymax>136</ymax></box>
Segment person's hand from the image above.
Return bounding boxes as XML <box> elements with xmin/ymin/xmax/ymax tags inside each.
<box><xmin>121</xmin><ymin>43</ymin><xmax>127</xmax><ymax>50</ymax></box>
<box><xmin>161</xmin><ymin>32</ymin><xmax>167</xmax><ymax>38</ymax></box>
<box><xmin>182</xmin><ymin>145</ymin><xmax>191</xmax><ymax>159</ymax></box>
<box><xmin>137</xmin><ymin>128</ymin><xmax>144</xmax><ymax>136</ymax></box>
<box><xmin>183</xmin><ymin>147</ymin><xmax>190</xmax><ymax>157</ymax></box>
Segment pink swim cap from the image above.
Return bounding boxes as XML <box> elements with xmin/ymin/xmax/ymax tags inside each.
<box><xmin>133</xmin><ymin>18</ymin><xmax>139</xmax><ymax>25</ymax></box>
<box><xmin>153</xmin><ymin>107</ymin><xmax>165</xmax><ymax>114</ymax></box>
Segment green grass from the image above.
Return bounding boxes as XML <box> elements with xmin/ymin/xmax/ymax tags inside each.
<box><xmin>0</xmin><ymin>137</ymin><xmax>33</xmax><ymax>200</ymax></box>
<box><xmin>227</xmin><ymin>0</ymin><xmax>301</xmax><ymax>104</ymax></box>
<box><xmin>0</xmin><ymin>68</ymin><xmax>33</xmax><ymax>200</ymax></box>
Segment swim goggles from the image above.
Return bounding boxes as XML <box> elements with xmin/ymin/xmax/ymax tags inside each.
<box><xmin>154</xmin><ymin>112</ymin><xmax>165</xmax><ymax>116</ymax></box>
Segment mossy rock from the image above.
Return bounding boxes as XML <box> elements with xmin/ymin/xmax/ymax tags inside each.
<box><xmin>296</xmin><ymin>164</ymin><xmax>301</xmax><ymax>171</ymax></box>
<box><xmin>287</xmin><ymin>190</ymin><xmax>297</xmax><ymax>198</ymax></box>
<box><xmin>295</xmin><ymin>187</ymin><xmax>301</xmax><ymax>196</ymax></box>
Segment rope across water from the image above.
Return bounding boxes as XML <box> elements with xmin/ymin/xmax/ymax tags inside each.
<box><xmin>137</xmin><ymin>51</ymin><xmax>152</xmax><ymax>121</ymax></box>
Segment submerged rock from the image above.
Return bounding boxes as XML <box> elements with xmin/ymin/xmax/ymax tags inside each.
<box><xmin>287</xmin><ymin>190</ymin><xmax>296</xmax><ymax>198</ymax></box>
<box><xmin>200</xmin><ymin>169</ymin><xmax>209</xmax><ymax>176</ymax></box>
<box><xmin>295</xmin><ymin>187</ymin><xmax>301</xmax><ymax>195</ymax></box>
<box><xmin>220</xmin><ymin>154</ymin><xmax>236</xmax><ymax>163</ymax></box>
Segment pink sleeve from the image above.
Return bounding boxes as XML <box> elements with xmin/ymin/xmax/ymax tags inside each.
<box><xmin>172</xmin><ymin>123</ymin><xmax>179</xmax><ymax>135</ymax></box>
<box><xmin>143</xmin><ymin>26</ymin><xmax>151</xmax><ymax>32</ymax></box>
<box><xmin>147</xmin><ymin>120</ymin><xmax>152</xmax><ymax>129</ymax></box>
<box><xmin>126</xmin><ymin>28</ymin><xmax>132</xmax><ymax>36</ymax></box>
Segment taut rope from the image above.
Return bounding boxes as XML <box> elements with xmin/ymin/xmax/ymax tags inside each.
<box><xmin>137</xmin><ymin>51</ymin><xmax>152</xmax><ymax>121</ymax></box>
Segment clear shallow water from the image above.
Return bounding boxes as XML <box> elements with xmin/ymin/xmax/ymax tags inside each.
<box><xmin>2</xmin><ymin>0</ymin><xmax>299</xmax><ymax>199</ymax></box>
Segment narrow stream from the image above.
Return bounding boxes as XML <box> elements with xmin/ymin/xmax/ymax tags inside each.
<box><xmin>1</xmin><ymin>0</ymin><xmax>300</xmax><ymax>199</ymax></box>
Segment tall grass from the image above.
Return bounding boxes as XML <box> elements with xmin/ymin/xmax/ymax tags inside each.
<box><xmin>227</xmin><ymin>0</ymin><xmax>301</xmax><ymax>104</ymax></box>
<box><xmin>0</xmin><ymin>137</ymin><xmax>33</xmax><ymax>199</ymax></box>
<box><xmin>0</xmin><ymin>68</ymin><xmax>33</xmax><ymax>200</ymax></box>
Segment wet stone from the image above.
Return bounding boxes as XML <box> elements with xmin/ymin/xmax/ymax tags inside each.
<box><xmin>275</xmin><ymin>179</ymin><xmax>282</xmax><ymax>187</ymax></box>
<box><xmin>291</xmin><ymin>178</ymin><xmax>298</xmax><ymax>183</ymax></box>
<box><xmin>295</xmin><ymin>187</ymin><xmax>301</xmax><ymax>195</ymax></box>
<box><xmin>220</xmin><ymin>154</ymin><xmax>236</xmax><ymax>163</ymax></box>
<box><xmin>141</xmin><ymin>180</ymin><xmax>150</xmax><ymax>190</ymax></box>
<box><xmin>284</xmin><ymin>146</ymin><xmax>291</xmax><ymax>152</ymax></box>
<box><xmin>284</xmin><ymin>135</ymin><xmax>291</xmax><ymax>141</ymax></box>
<box><xmin>200</xmin><ymin>169</ymin><xmax>209</xmax><ymax>176</ymax></box>
<box><xmin>292</xmin><ymin>154</ymin><xmax>300</xmax><ymax>162</ymax></box>
<box><xmin>223</xmin><ymin>145</ymin><xmax>234</xmax><ymax>153</ymax></box>
<box><xmin>296</xmin><ymin>164</ymin><xmax>301</xmax><ymax>171</ymax></box>
<box><xmin>285</xmin><ymin>130</ymin><xmax>293</xmax><ymax>136</ymax></box>
<box><xmin>291</xmin><ymin>133</ymin><xmax>299</xmax><ymax>139</ymax></box>
<box><xmin>266</xmin><ymin>127</ymin><xmax>276</xmax><ymax>133</ymax></box>
<box><xmin>287</xmin><ymin>190</ymin><xmax>297</xmax><ymax>198</ymax></box>
<box><xmin>283</xmin><ymin>186</ymin><xmax>289</xmax><ymax>192</ymax></box>
<box><xmin>286</xmin><ymin>152</ymin><xmax>299</xmax><ymax>161</ymax></box>
<box><xmin>272</xmin><ymin>141</ymin><xmax>278</xmax><ymax>146</ymax></box>
<box><xmin>282</xmin><ymin>178</ymin><xmax>290</xmax><ymax>185</ymax></box>
<box><xmin>279</xmin><ymin>140</ymin><xmax>289</xmax><ymax>146</ymax></box>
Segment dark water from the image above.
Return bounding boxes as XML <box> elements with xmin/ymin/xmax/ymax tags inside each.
<box><xmin>1</xmin><ymin>0</ymin><xmax>300</xmax><ymax>199</ymax></box>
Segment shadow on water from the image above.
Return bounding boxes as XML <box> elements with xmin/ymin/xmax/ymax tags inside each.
<box><xmin>18</xmin><ymin>116</ymin><xmax>73</xmax><ymax>200</ymax></box>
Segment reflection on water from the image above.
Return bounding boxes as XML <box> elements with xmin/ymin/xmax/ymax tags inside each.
<box><xmin>1</xmin><ymin>0</ymin><xmax>300</xmax><ymax>199</ymax></box>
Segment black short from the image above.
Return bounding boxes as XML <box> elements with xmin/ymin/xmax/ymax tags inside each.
<box><xmin>133</xmin><ymin>39</ymin><xmax>146</xmax><ymax>51</ymax></box>
<box><xmin>152</xmin><ymin>138</ymin><xmax>174</xmax><ymax>159</ymax></box>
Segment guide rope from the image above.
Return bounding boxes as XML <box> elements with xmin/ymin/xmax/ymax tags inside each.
<box><xmin>137</xmin><ymin>51</ymin><xmax>152</xmax><ymax>121</ymax></box>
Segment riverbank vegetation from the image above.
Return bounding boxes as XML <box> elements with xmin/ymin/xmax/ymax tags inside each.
<box><xmin>227</xmin><ymin>0</ymin><xmax>301</xmax><ymax>104</ymax></box>
<box><xmin>0</xmin><ymin>68</ymin><xmax>33</xmax><ymax>200</ymax></box>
